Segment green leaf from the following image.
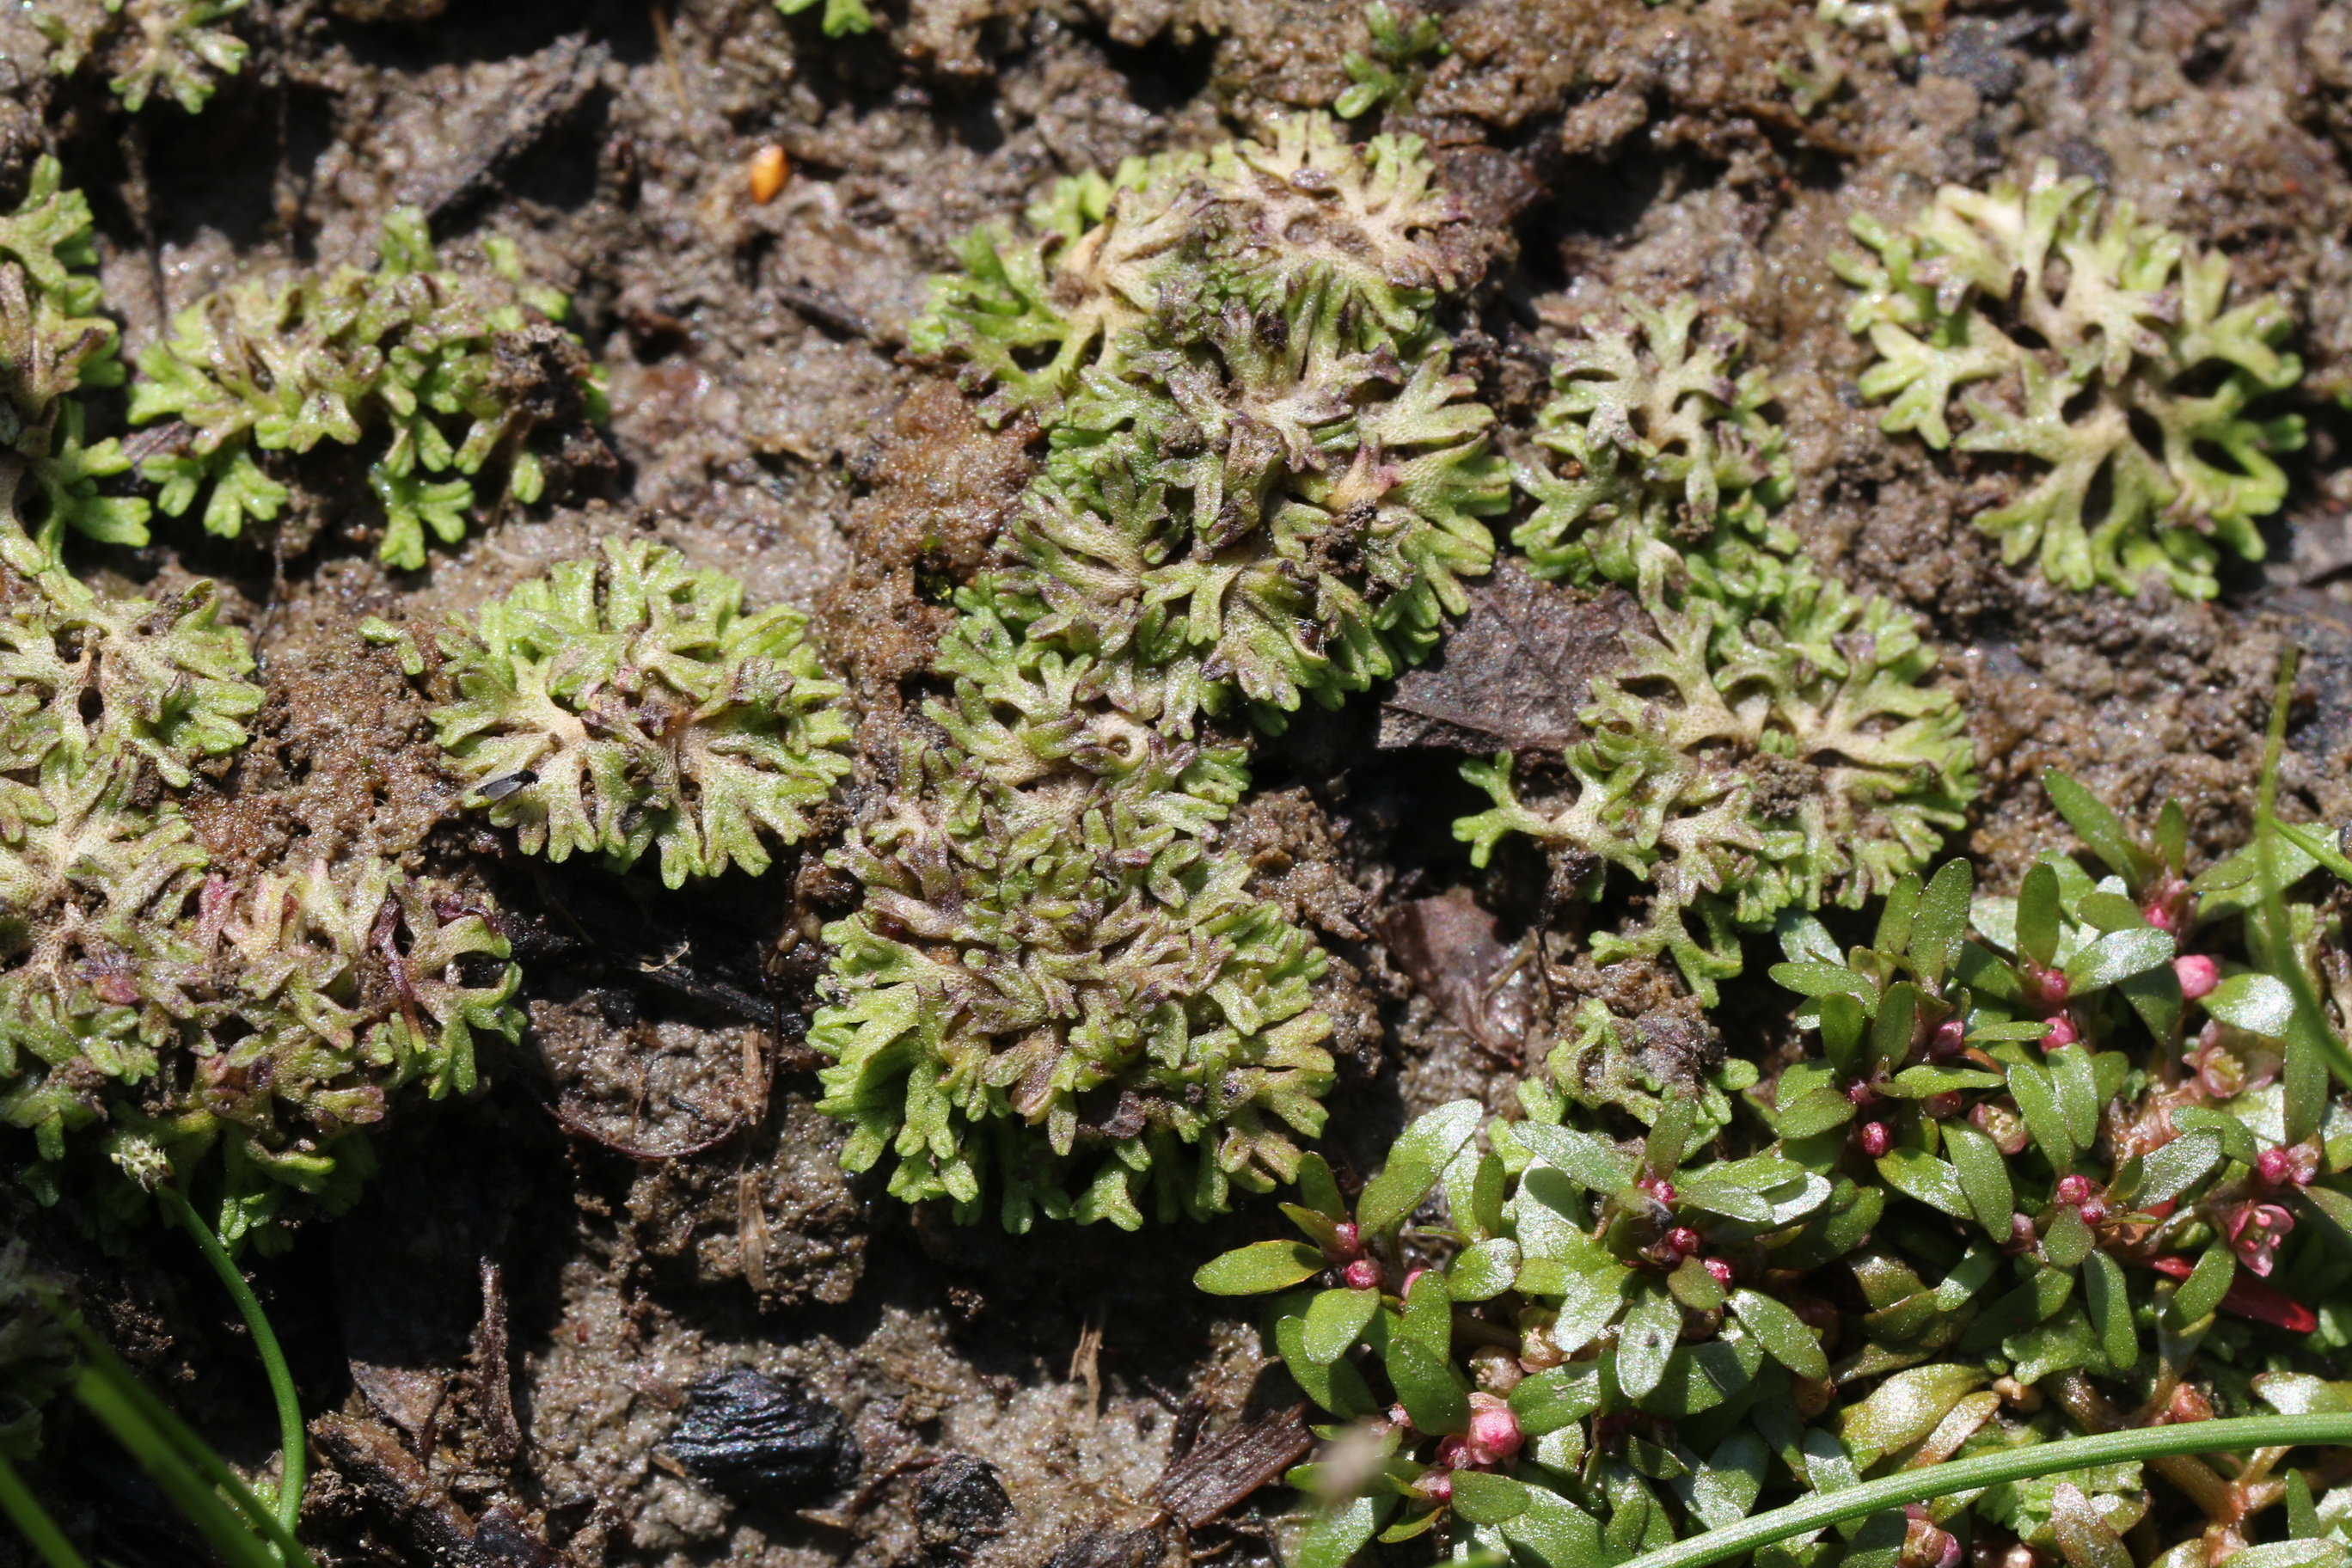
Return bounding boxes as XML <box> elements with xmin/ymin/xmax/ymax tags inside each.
<box><xmin>1513</xmin><ymin>1121</ymin><xmax>1638</xmax><ymax>1197</ymax></box>
<box><xmin>1276</xmin><ymin>1309</ymin><xmax>1376</xmax><ymax>1418</ymax></box>
<box><xmin>1912</xmin><ymin>860</ymin><xmax>1973</xmax><ymax>987</ymax></box>
<box><xmin>2171</xmin><ymin>1106</ymin><xmax>2262</xmax><ymax>1165</ymax></box>
<box><xmin>2117</xmin><ymin>962</ymin><xmax>2184</xmax><ymax>1043</ymax></box>
<box><xmin>1302</xmin><ymin>1287</ymin><xmax>1381</xmax><ymax>1364</ymax></box>
<box><xmin>1821</xmin><ymin>992</ymin><xmax>1868</xmax><ymax>1079</ymax></box>
<box><xmin>1887</xmin><ymin>1064</ymin><xmax>2005</xmax><ymax>1098</ymax></box>
<box><xmin>1944</xmin><ymin>1121</ymin><xmax>2015</xmax><ymax>1234</ymax></box>
<box><xmin>1452</xmin><ymin>1470</ymin><xmax>1533</xmax><ymax>1526</ymax></box>
<box><xmin>1838</xmin><ymin>1363</ymin><xmax>1988</xmax><ymax>1467</ymax></box>
<box><xmin>1357</xmin><ymin>1099</ymin><xmax>1483</xmax><ymax>1237</ymax></box>
<box><xmin>2052</xmin><ymin>1481</ymin><xmax>2135</xmax><ymax>1568</ymax></box>
<box><xmin>1511</xmin><ymin>1364</ymin><xmax>1603</xmax><ymax>1436</ymax></box>
<box><xmin>1295</xmin><ymin>1493</ymin><xmax>1393</xmax><ymax>1568</ymax></box>
<box><xmin>1731</xmin><ymin>1288</ymin><xmax>1829</xmax><ymax>1381</ymax></box>
<box><xmin>2008</xmin><ymin>1061</ymin><xmax>2076</xmax><ymax>1173</ymax></box>
<box><xmin>2043</xmin><ymin>1205</ymin><xmax>2095</xmax><ymax>1270</ymax></box>
<box><xmin>2080</xmin><ymin>1251</ymin><xmax>2138</xmax><ymax>1374</ymax></box>
<box><xmin>2019</xmin><ymin>863</ymin><xmax>2063</xmax><ymax>969</ymax></box>
<box><xmin>2048</xmin><ymin>1044</ymin><xmax>2104</xmax><ymax>1148</ymax></box>
<box><xmin>2044</xmin><ymin>769</ymin><xmax>2157</xmax><ymax>889</ymax></box>
<box><xmin>2275</xmin><ymin>818</ymin><xmax>2352</xmax><ymax>881</ymax></box>
<box><xmin>1196</xmin><ymin>1240</ymin><xmax>1325</xmax><ymax>1295</ymax></box>
<box><xmin>1297</xmin><ymin>1152</ymin><xmax>1346</xmax><ymax>1221</ymax></box>
<box><xmin>1401</xmin><ymin>1268</ymin><xmax>1451</xmax><ymax>1356</ymax></box>
<box><xmin>1772</xmin><ymin>963</ymin><xmax>1878</xmax><ymax>1004</ymax></box>
<box><xmin>1872</xmin><ymin>983</ymin><xmax>1920</xmax><ymax>1075</ymax></box>
<box><xmin>1385</xmin><ymin>1334</ymin><xmax>1469</xmax><ymax>1435</ymax></box>
<box><xmin>2065</xmin><ymin>928</ymin><xmax>2174</xmax><ymax>994</ymax></box>
<box><xmin>2135</xmin><ymin>1130</ymin><xmax>2221</xmax><ymax>1207</ymax></box>
<box><xmin>2169</xmin><ymin>1244</ymin><xmax>2236</xmax><ymax>1327</ymax></box>
<box><xmin>1669</xmin><ymin>1255</ymin><xmax>1727</xmax><ymax>1311</ymax></box>
<box><xmin>1500</xmin><ymin>1488</ymin><xmax>1608</xmax><ymax>1568</ymax></box>
<box><xmin>1447</xmin><ymin>1237</ymin><xmax>1520</xmax><ymax>1302</ymax></box>
<box><xmin>1876</xmin><ymin>1150</ymin><xmax>1972</xmax><ymax>1220</ymax></box>
<box><xmin>2207</xmin><ymin>971</ymin><xmax>2297</xmax><ymax>1037</ymax></box>
<box><xmin>2075</xmin><ymin>891</ymin><xmax>2148</xmax><ymax>932</ymax></box>
<box><xmin>1617</xmin><ymin>1280</ymin><xmax>1682</xmax><ymax>1400</ymax></box>
<box><xmin>2255</xmin><ymin>1373</ymin><xmax>2352</xmax><ymax>1416</ymax></box>
<box><xmin>1685</xmin><ymin>1429</ymin><xmax>1769</xmax><ymax>1530</ymax></box>
<box><xmin>1777</xmin><ymin>1087</ymin><xmax>1858</xmax><ymax>1140</ymax></box>
<box><xmin>2287</xmin><ymin>1469</ymin><xmax>2320</xmax><ymax>1540</ymax></box>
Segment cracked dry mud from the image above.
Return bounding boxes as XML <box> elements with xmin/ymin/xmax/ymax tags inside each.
<box><xmin>6</xmin><ymin>1</ymin><xmax>2352</xmax><ymax>1567</ymax></box>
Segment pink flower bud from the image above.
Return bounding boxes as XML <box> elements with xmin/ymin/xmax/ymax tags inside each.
<box><xmin>2007</xmin><ymin>1213</ymin><xmax>2037</xmax><ymax>1251</ymax></box>
<box><xmin>1327</xmin><ymin>1220</ymin><xmax>1363</xmax><ymax>1260</ymax></box>
<box><xmin>1401</xmin><ymin>1266</ymin><xmax>1427</xmax><ymax>1295</ymax></box>
<box><xmin>2175</xmin><ymin>954</ymin><xmax>2220</xmax><ymax>1001</ymax></box>
<box><xmin>1704</xmin><ymin>1257</ymin><xmax>1735</xmax><ymax>1288</ymax></box>
<box><xmin>2228</xmin><ymin>1203</ymin><xmax>2295</xmax><ymax>1277</ymax></box>
<box><xmin>1666</xmin><ymin>1227</ymin><xmax>1702</xmax><ymax>1259</ymax></box>
<box><xmin>1928</xmin><ymin>1018</ymin><xmax>1966</xmax><ymax>1059</ymax></box>
<box><xmin>2078</xmin><ymin>1198</ymin><xmax>2107</xmax><ymax>1228</ymax></box>
<box><xmin>2022</xmin><ymin>963</ymin><xmax>2070</xmax><ymax>1009</ymax></box>
<box><xmin>1858</xmin><ymin>1122</ymin><xmax>1892</xmax><ymax>1158</ymax></box>
<box><xmin>1344</xmin><ymin>1259</ymin><xmax>1382</xmax><ymax>1291</ymax></box>
<box><xmin>1413</xmin><ymin>1466</ymin><xmax>1454</xmax><ymax>1504</ymax></box>
<box><xmin>1846</xmin><ymin>1079</ymin><xmax>1883</xmax><ymax>1107</ymax></box>
<box><xmin>1922</xmin><ymin>1092</ymin><xmax>1964</xmax><ymax>1120</ymax></box>
<box><xmin>2257</xmin><ymin>1143</ymin><xmax>2319</xmax><ymax>1189</ymax></box>
<box><xmin>2055</xmin><ymin>1174</ymin><xmax>2092</xmax><ymax>1206</ymax></box>
<box><xmin>1466</xmin><ymin>1393</ymin><xmax>1522</xmax><ymax>1464</ymax></box>
<box><xmin>1638</xmin><ymin>1175</ymin><xmax>1677</xmax><ymax>1205</ymax></box>
<box><xmin>1434</xmin><ymin>1435</ymin><xmax>1473</xmax><ymax>1470</ymax></box>
<box><xmin>1388</xmin><ymin>1403</ymin><xmax>1413</xmax><ymax>1430</ymax></box>
<box><xmin>2041</xmin><ymin>1016</ymin><xmax>2078</xmax><ymax>1050</ymax></box>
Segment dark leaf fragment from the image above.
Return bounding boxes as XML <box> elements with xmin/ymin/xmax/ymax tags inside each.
<box><xmin>663</xmin><ymin>1369</ymin><xmax>861</xmax><ymax>1510</ymax></box>
<box><xmin>1378</xmin><ymin>561</ymin><xmax>1637</xmax><ymax>755</ymax></box>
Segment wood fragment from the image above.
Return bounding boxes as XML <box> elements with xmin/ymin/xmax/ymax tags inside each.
<box><xmin>1149</xmin><ymin>1405</ymin><xmax>1310</xmax><ymax>1530</ymax></box>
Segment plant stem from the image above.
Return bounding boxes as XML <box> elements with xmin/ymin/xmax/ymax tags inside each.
<box><xmin>1616</xmin><ymin>1415</ymin><xmax>2352</xmax><ymax>1568</ymax></box>
<box><xmin>0</xmin><ymin>1453</ymin><xmax>92</xmax><ymax>1568</ymax></box>
<box><xmin>158</xmin><ymin>1186</ymin><xmax>304</xmax><ymax>1541</ymax></box>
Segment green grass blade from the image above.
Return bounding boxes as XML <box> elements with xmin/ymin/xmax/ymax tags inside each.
<box><xmin>156</xmin><ymin>1186</ymin><xmax>306</xmax><ymax>1543</ymax></box>
<box><xmin>39</xmin><ymin>1297</ymin><xmax>313</xmax><ymax>1568</ymax></box>
<box><xmin>2252</xmin><ymin>648</ymin><xmax>2352</xmax><ymax>1124</ymax></box>
<box><xmin>0</xmin><ymin>1453</ymin><xmax>92</xmax><ymax>1568</ymax></box>
<box><xmin>1617</xmin><ymin>1413</ymin><xmax>2352</xmax><ymax>1568</ymax></box>
<box><xmin>72</xmin><ymin>1368</ymin><xmax>285</xmax><ymax>1568</ymax></box>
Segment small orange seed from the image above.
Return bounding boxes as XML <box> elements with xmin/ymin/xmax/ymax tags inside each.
<box><xmin>748</xmin><ymin>144</ymin><xmax>788</xmax><ymax>205</ymax></box>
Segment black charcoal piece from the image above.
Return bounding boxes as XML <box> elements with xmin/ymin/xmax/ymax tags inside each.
<box><xmin>916</xmin><ymin>1454</ymin><xmax>1014</xmax><ymax>1562</ymax></box>
<box><xmin>663</xmin><ymin>1369</ymin><xmax>859</xmax><ymax>1509</ymax></box>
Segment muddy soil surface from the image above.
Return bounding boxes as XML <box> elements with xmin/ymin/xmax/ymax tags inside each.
<box><xmin>8</xmin><ymin>1</ymin><xmax>2352</xmax><ymax>1566</ymax></box>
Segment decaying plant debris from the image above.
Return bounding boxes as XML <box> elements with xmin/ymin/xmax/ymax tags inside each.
<box><xmin>5</xmin><ymin>3</ymin><xmax>2352</xmax><ymax>1568</ymax></box>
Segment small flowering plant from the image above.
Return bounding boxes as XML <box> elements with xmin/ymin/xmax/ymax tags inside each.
<box><xmin>1204</xmin><ymin>758</ymin><xmax>2352</xmax><ymax>1568</ymax></box>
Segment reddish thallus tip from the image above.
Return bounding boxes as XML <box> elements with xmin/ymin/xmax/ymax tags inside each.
<box><xmin>2144</xmin><ymin>1253</ymin><xmax>2317</xmax><ymax>1332</ymax></box>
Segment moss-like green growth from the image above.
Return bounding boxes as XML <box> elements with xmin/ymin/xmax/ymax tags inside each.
<box><xmin>0</xmin><ymin>1240</ymin><xmax>70</xmax><ymax>1460</ymax></box>
<box><xmin>30</xmin><ymin>0</ymin><xmax>250</xmax><ymax>113</ymax></box>
<box><xmin>0</xmin><ymin>158</ymin><xmax>150</xmax><ymax>561</ymax></box>
<box><xmin>1336</xmin><ymin>2</ymin><xmax>1448</xmax><ymax>122</ymax></box>
<box><xmin>813</xmin><ymin>708</ymin><xmax>1333</xmax><ymax>1231</ymax></box>
<box><xmin>775</xmin><ymin>0</ymin><xmax>873</xmax><ymax>35</ymax></box>
<box><xmin>1837</xmin><ymin>160</ymin><xmax>2304</xmax><ymax>597</ymax></box>
<box><xmin>367</xmin><ymin>536</ymin><xmax>854</xmax><ymax>887</ymax></box>
<box><xmin>0</xmin><ymin>508</ymin><xmax>521</xmax><ymax>1249</ymax></box>
<box><xmin>911</xmin><ymin>113</ymin><xmax>1467</xmax><ymax>428</ymax></box>
<box><xmin>991</xmin><ymin>267</ymin><xmax>1505</xmax><ymax>732</ymax></box>
<box><xmin>819</xmin><ymin>116</ymin><xmax>1504</xmax><ymax>1227</ymax></box>
<box><xmin>1461</xmin><ymin>297</ymin><xmax>1973</xmax><ymax>1001</ymax></box>
<box><xmin>1457</xmin><ymin>555</ymin><xmax>1973</xmax><ymax>1001</ymax></box>
<box><xmin>128</xmin><ymin>211</ymin><xmax>604</xmax><ymax>570</ymax></box>
<box><xmin>1512</xmin><ymin>297</ymin><xmax>1793</xmax><ymax>591</ymax></box>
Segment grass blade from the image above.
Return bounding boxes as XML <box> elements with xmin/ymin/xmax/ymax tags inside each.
<box><xmin>0</xmin><ymin>1453</ymin><xmax>92</xmax><ymax>1568</ymax></box>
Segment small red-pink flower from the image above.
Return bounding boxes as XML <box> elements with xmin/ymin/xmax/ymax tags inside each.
<box><xmin>1858</xmin><ymin>1121</ymin><xmax>1892</xmax><ymax>1158</ymax></box>
<box><xmin>1344</xmin><ymin>1259</ymin><xmax>1382</xmax><ymax>1291</ymax></box>
<box><xmin>2227</xmin><ymin>1203</ymin><xmax>2296</xmax><ymax>1277</ymax></box>
<box><xmin>2040</xmin><ymin>1016</ymin><xmax>2078</xmax><ymax>1050</ymax></box>
<box><xmin>2175</xmin><ymin>954</ymin><xmax>2220</xmax><ymax>1001</ymax></box>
